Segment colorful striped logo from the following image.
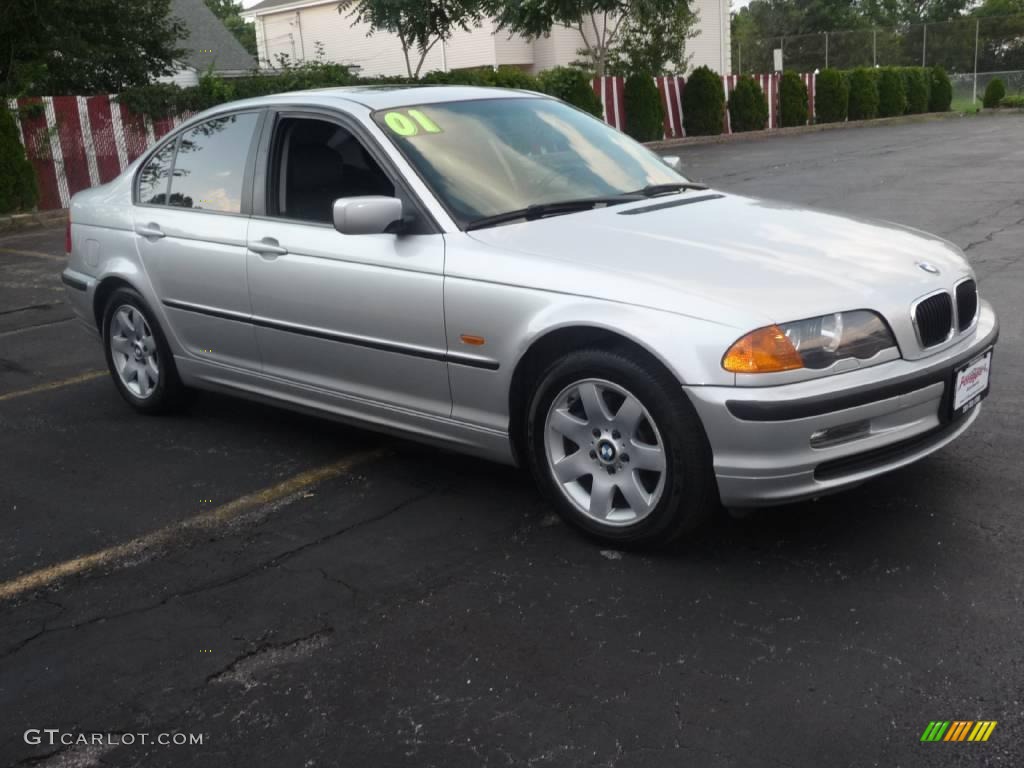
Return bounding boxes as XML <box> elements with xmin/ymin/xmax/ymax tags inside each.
<box><xmin>921</xmin><ymin>721</ymin><xmax>997</xmax><ymax>742</ymax></box>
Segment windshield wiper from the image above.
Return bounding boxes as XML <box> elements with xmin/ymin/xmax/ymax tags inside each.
<box><xmin>465</xmin><ymin>195</ymin><xmax>643</xmax><ymax>231</ymax></box>
<box><xmin>631</xmin><ymin>182</ymin><xmax>709</xmax><ymax>198</ymax></box>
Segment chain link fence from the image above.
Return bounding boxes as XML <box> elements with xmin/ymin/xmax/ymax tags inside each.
<box><xmin>733</xmin><ymin>13</ymin><xmax>1024</xmax><ymax>106</ymax></box>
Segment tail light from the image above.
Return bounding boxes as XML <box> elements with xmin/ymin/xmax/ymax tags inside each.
<box><xmin>65</xmin><ymin>215</ymin><xmax>72</xmax><ymax>254</ymax></box>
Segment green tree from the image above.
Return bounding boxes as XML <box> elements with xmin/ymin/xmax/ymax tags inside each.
<box><xmin>731</xmin><ymin>0</ymin><xmax>866</xmax><ymax>73</ymax></box>
<box><xmin>611</xmin><ymin>0</ymin><xmax>699</xmax><ymax>75</ymax></box>
<box><xmin>0</xmin><ymin>108</ymin><xmax>38</xmax><ymax>212</ymax></box>
<box><xmin>345</xmin><ymin>0</ymin><xmax>485</xmax><ymax>78</ymax></box>
<box><xmin>1</xmin><ymin>0</ymin><xmax>185</xmax><ymax>96</ymax></box>
<box><xmin>204</xmin><ymin>0</ymin><xmax>257</xmax><ymax>56</ymax></box>
<box><xmin>488</xmin><ymin>0</ymin><xmax>690</xmax><ymax>77</ymax></box>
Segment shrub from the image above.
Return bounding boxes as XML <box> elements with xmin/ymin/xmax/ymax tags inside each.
<box><xmin>1001</xmin><ymin>94</ymin><xmax>1024</xmax><ymax>108</ymax></box>
<box><xmin>847</xmin><ymin>67</ymin><xmax>879</xmax><ymax>120</ymax></box>
<box><xmin>623</xmin><ymin>72</ymin><xmax>665</xmax><ymax>141</ymax></box>
<box><xmin>877</xmin><ymin>68</ymin><xmax>906</xmax><ymax>117</ymax></box>
<box><xmin>728</xmin><ymin>76</ymin><xmax>769</xmax><ymax>132</ymax></box>
<box><xmin>682</xmin><ymin>65</ymin><xmax>725</xmax><ymax>136</ymax></box>
<box><xmin>928</xmin><ymin>66</ymin><xmax>952</xmax><ymax>111</ymax></box>
<box><xmin>419</xmin><ymin>69</ymin><xmax>486</xmax><ymax>86</ymax></box>
<box><xmin>537</xmin><ymin>66</ymin><xmax>603</xmax><ymax>117</ymax></box>
<box><xmin>983</xmin><ymin>78</ymin><xmax>1006</xmax><ymax>108</ymax></box>
<box><xmin>0</xmin><ymin>108</ymin><xmax>38</xmax><ymax>214</ymax></box>
<box><xmin>484</xmin><ymin>66</ymin><xmax>543</xmax><ymax>92</ymax></box>
<box><xmin>815</xmin><ymin>68</ymin><xmax>848</xmax><ymax>123</ymax></box>
<box><xmin>779</xmin><ymin>70</ymin><xmax>808</xmax><ymax>127</ymax></box>
<box><xmin>903</xmin><ymin>67</ymin><xmax>929</xmax><ymax>114</ymax></box>
<box><xmin>120</xmin><ymin>61</ymin><xmax>359</xmax><ymax>117</ymax></box>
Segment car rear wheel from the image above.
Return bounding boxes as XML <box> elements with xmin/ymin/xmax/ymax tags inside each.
<box><xmin>526</xmin><ymin>348</ymin><xmax>718</xmax><ymax>547</ymax></box>
<box><xmin>102</xmin><ymin>287</ymin><xmax>185</xmax><ymax>414</ymax></box>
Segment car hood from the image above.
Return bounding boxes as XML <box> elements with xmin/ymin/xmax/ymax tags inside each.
<box><xmin>466</xmin><ymin>191</ymin><xmax>972</xmax><ymax>326</ymax></box>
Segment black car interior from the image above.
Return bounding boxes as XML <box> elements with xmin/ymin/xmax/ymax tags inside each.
<box><xmin>274</xmin><ymin>118</ymin><xmax>395</xmax><ymax>223</ymax></box>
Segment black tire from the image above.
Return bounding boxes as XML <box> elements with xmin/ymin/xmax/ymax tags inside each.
<box><xmin>526</xmin><ymin>347</ymin><xmax>718</xmax><ymax>547</ymax></box>
<box><xmin>101</xmin><ymin>286</ymin><xmax>186</xmax><ymax>414</ymax></box>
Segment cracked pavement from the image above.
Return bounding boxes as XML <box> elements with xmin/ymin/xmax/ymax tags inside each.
<box><xmin>1</xmin><ymin>114</ymin><xmax>1023</xmax><ymax>767</ymax></box>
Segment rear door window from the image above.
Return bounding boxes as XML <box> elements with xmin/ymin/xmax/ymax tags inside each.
<box><xmin>137</xmin><ymin>141</ymin><xmax>176</xmax><ymax>205</ymax></box>
<box><xmin>167</xmin><ymin>113</ymin><xmax>259</xmax><ymax>213</ymax></box>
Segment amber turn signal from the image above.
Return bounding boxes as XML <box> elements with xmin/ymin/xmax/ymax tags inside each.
<box><xmin>722</xmin><ymin>325</ymin><xmax>804</xmax><ymax>373</ymax></box>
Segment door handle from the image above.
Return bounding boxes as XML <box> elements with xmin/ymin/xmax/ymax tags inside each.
<box><xmin>135</xmin><ymin>223</ymin><xmax>165</xmax><ymax>239</ymax></box>
<box><xmin>248</xmin><ymin>238</ymin><xmax>288</xmax><ymax>257</ymax></box>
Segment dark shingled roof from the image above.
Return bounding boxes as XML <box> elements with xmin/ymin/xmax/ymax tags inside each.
<box><xmin>170</xmin><ymin>0</ymin><xmax>257</xmax><ymax>73</ymax></box>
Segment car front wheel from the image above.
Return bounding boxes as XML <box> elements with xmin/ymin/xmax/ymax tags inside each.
<box><xmin>526</xmin><ymin>348</ymin><xmax>717</xmax><ymax>547</ymax></box>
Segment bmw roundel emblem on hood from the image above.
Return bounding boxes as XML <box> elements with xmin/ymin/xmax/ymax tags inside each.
<box><xmin>916</xmin><ymin>261</ymin><xmax>941</xmax><ymax>275</ymax></box>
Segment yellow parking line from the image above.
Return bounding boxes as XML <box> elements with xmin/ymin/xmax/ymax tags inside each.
<box><xmin>0</xmin><ymin>449</ymin><xmax>386</xmax><ymax>601</ymax></box>
<box><xmin>0</xmin><ymin>370</ymin><xmax>107</xmax><ymax>402</ymax></box>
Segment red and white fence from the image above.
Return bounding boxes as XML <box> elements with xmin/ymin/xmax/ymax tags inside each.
<box><xmin>593</xmin><ymin>73</ymin><xmax>817</xmax><ymax>138</ymax></box>
<box><xmin>7</xmin><ymin>96</ymin><xmax>192</xmax><ymax>212</ymax></box>
<box><xmin>13</xmin><ymin>73</ymin><xmax>815</xmax><ymax>211</ymax></box>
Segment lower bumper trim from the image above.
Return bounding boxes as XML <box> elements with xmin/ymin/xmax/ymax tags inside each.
<box><xmin>814</xmin><ymin>415</ymin><xmax>967</xmax><ymax>481</ymax></box>
<box><xmin>61</xmin><ymin>271</ymin><xmax>88</xmax><ymax>291</ymax></box>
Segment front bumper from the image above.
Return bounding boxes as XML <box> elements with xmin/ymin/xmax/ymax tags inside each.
<box><xmin>685</xmin><ymin>301</ymin><xmax>998</xmax><ymax>507</ymax></box>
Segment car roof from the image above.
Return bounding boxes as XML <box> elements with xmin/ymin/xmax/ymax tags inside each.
<box><xmin>202</xmin><ymin>85</ymin><xmax>545</xmax><ymax>116</ymax></box>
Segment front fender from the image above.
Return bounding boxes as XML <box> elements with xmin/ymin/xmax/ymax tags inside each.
<box><xmin>443</xmin><ymin>272</ymin><xmax>741</xmax><ymax>434</ymax></box>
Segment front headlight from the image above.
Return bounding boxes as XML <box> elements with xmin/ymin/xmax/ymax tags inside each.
<box><xmin>722</xmin><ymin>310</ymin><xmax>896</xmax><ymax>373</ymax></box>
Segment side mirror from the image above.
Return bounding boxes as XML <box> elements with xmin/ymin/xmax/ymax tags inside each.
<box><xmin>662</xmin><ymin>155</ymin><xmax>683</xmax><ymax>173</ymax></box>
<box><xmin>332</xmin><ymin>196</ymin><xmax>404</xmax><ymax>235</ymax></box>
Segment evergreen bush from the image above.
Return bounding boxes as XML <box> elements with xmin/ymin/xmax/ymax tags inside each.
<box><xmin>779</xmin><ymin>70</ymin><xmax>808</xmax><ymax>127</ymax></box>
<box><xmin>928</xmin><ymin>66</ymin><xmax>952</xmax><ymax>111</ymax></box>
<box><xmin>847</xmin><ymin>68</ymin><xmax>879</xmax><ymax>120</ymax></box>
<box><xmin>728</xmin><ymin>76</ymin><xmax>769</xmax><ymax>132</ymax></box>
<box><xmin>624</xmin><ymin>71</ymin><xmax>665</xmax><ymax>141</ymax></box>
<box><xmin>682</xmin><ymin>65</ymin><xmax>725</xmax><ymax>136</ymax></box>
<box><xmin>877</xmin><ymin>68</ymin><xmax>906</xmax><ymax>117</ymax></box>
<box><xmin>983</xmin><ymin>78</ymin><xmax>1006</xmax><ymax>108</ymax></box>
<box><xmin>536</xmin><ymin>67</ymin><xmax>603</xmax><ymax>117</ymax></box>
<box><xmin>815</xmin><ymin>69</ymin><xmax>848</xmax><ymax>123</ymax></box>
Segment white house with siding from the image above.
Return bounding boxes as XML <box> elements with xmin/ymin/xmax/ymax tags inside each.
<box><xmin>240</xmin><ymin>0</ymin><xmax>730</xmax><ymax>77</ymax></box>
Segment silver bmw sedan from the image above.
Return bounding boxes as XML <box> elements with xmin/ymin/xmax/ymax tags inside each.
<box><xmin>61</xmin><ymin>86</ymin><xmax>998</xmax><ymax>546</ymax></box>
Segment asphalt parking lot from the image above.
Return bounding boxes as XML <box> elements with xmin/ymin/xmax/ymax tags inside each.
<box><xmin>2</xmin><ymin>113</ymin><xmax>1023</xmax><ymax>767</ymax></box>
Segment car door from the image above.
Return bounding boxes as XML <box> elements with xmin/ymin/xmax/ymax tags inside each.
<box><xmin>245</xmin><ymin>109</ymin><xmax>451</xmax><ymax>418</ymax></box>
<box><xmin>133</xmin><ymin>110</ymin><xmax>265</xmax><ymax>371</ymax></box>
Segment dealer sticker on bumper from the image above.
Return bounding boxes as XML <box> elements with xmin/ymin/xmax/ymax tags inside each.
<box><xmin>952</xmin><ymin>349</ymin><xmax>992</xmax><ymax>417</ymax></box>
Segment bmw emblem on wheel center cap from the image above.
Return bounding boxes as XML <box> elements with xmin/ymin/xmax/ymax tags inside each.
<box><xmin>597</xmin><ymin>440</ymin><xmax>617</xmax><ymax>463</ymax></box>
<box><xmin>916</xmin><ymin>261</ymin><xmax>940</xmax><ymax>275</ymax></box>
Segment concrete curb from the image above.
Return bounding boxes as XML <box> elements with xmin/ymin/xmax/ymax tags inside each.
<box><xmin>644</xmin><ymin>108</ymin><xmax>1020</xmax><ymax>151</ymax></box>
<box><xmin>0</xmin><ymin>209</ymin><xmax>67</xmax><ymax>232</ymax></box>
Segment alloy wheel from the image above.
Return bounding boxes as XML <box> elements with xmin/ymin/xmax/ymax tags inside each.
<box><xmin>543</xmin><ymin>378</ymin><xmax>667</xmax><ymax>526</ymax></box>
<box><xmin>109</xmin><ymin>304</ymin><xmax>160</xmax><ymax>399</ymax></box>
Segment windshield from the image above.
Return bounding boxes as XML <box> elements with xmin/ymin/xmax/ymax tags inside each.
<box><xmin>372</xmin><ymin>97</ymin><xmax>685</xmax><ymax>229</ymax></box>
